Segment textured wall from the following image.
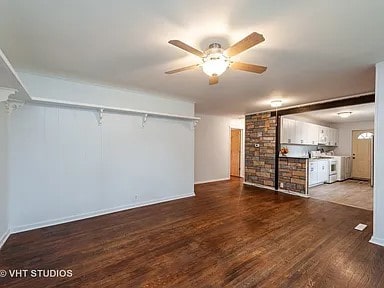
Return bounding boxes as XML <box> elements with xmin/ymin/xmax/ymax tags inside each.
<box><xmin>279</xmin><ymin>158</ymin><xmax>307</xmax><ymax>194</ymax></box>
<box><xmin>245</xmin><ymin>112</ymin><xmax>276</xmax><ymax>188</ymax></box>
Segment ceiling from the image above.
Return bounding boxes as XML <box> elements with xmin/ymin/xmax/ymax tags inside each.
<box><xmin>0</xmin><ymin>1</ymin><xmax>383</xmax><ymax>116</ymax></box>
<box><xmin>294</xmin><ymin>103</ymin><xmax>375</xmax><ymax>124</ymax></box>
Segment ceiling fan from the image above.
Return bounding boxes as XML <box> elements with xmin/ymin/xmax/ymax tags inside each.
<box><xmin>165</xmin><ymin>32</ymin><xmax>267</xmax><ymax>85</ymax></box>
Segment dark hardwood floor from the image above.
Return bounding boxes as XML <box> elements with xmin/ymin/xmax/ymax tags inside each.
<box><xmin>1</xmin><ymin>178</ymin><xmax>384</xmax><ymax>287</ymax></box>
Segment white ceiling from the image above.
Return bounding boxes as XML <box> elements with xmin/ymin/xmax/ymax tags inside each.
<box><xmin>294</xmin><ymin>102</ymin><xmax>375</xmax><ymax>124</ymax></box>
<box><xmin>0</xmin><ymin>0</ymin><xmax>383</xmax><ymax>116</ymax></box>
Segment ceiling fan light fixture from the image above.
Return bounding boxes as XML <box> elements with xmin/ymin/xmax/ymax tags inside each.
<box><xmin>202</xmin><ymin>53</ymin><xmax>229</xmax><ymax>77</ymax></box>
<box><xmin>270</xmin><ymin>100</ymin><xmax>283</xmax><ymax>108</ymax></box>
<box><xmin>337</xmin><ymin>112</ymin><xmax>352</xmax><ymax>118</ymax></box>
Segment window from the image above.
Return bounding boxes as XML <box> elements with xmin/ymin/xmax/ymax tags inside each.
<box><xmin>358</xmin><ymin>132</ymin><xmax>373</xmax><ymax>140</ymax></box>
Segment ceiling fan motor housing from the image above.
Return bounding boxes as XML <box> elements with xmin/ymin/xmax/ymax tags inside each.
<box><xmin>206</xmin><ymin>43</ymin><xmax>224</xmax><ymax>56</ymax></box>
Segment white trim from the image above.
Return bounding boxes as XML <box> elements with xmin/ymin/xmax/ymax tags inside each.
<box><xmin>245</xmin><ymin>92</ymin><xmax>374</xmax><ymax>116</ymax></box>
<box><xmin>0</xmin><ymin>49</ymin><xmax>31</xmax><ymax>101</ymax></box>
<box><xmin>0</xmin><ymin>87</ymin><xmax>17</xmax><ymax>102</ymax></box>
<box><xmin>244</xmin><ymin>181</ymin><xmax>309</xmax><ymax>198</ymax></box>
<box><xmin>11</xmin><ymin>192</ymin><xmax>195</xmax><ymax>234</ymax></box>
<box><xmin>277</xmin><ymin>189</ymin><xmax>310</xmax><ymax>198</ymax></box>
<box><xmin>243</xmin><ymin>181</ymin><xmax>276</xmax><ymax>191</ymax></box>
<box><xmin>369</xmin><ymin>236</ymin><xmax>384</xmax><ymax>247</ymax></box>
<box><xmin>0</xmin><ymin>229</ymin><xmax>11</xmax><ymax>250</ymax></box>
<box><xmin>194</xmin><ymin>178</ymin><xmax>231</xmax><ymax>185</ymax></box>
<box><xmin>29</xmin><ymin>97</ymin><xmax>200</xmax><ymax>122</ymax></box>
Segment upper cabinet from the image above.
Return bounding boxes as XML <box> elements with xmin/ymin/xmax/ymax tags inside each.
<box><xmin>281</xmin><ymin>118</ymin><xmax>296</xmax><ymax>144</ymax></box>
<box><xmin>281</xmin><ymin>117</ymin><xmax>337</xmax><ymax>146</ymax></box>
<box><xmin>294</xmin><ymin>121</ymin><xmax>318</xmax><ymax>145</ymax></box>
<box><xmin>318</xmin><ymin>126</ymin><xmax>338</xmax><ymax>146</ymax></box>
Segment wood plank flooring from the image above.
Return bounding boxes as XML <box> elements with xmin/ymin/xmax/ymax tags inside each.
<box><xmin>1</xmin><ymin>178</ymin><xmax>383</xmax><ymax>287</ymax></box>
<box><xmin>309</xmin><ymin>179</ymin><xmax>373</xmax><ymax>210</ymax></box>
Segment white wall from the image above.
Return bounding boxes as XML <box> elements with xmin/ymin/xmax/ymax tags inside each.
<box><xmin>18</xmin><ymin>72</ymin><xmax>194</xmax><ymax>116</ymax></box>
<box><xmin>0</xmin><ymin>104</ymin><xmax>9</xmax><ymax>247</ymax></box>
<box><xmin>371</xmin><ymin>61</ymin><xmax>384</xmax><ymax>246</ymax></box>
<box><xmin>194</xmin><ymin>115</ymin><xmax>245</xmax><ymax>184</ymax></box>
<box><xmin>332</xmin><ymin>121</ymin><xmax>374</xmax><ymax>156</ymax></box>
<box><xmin>8</xmin><ymin>74</ymin><xmax>195</xmax><ymax>232</ymax></box>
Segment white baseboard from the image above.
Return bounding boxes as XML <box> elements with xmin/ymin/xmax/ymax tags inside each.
<box><xmin>369</xmin><ymin>236</ymin><xmax>384</xmax><ymax>247</ymax></box>
<box><xmin>194</xmin><ymin>178</ymin><xmax>230</xmax><ymax>185</ymax></box>
<box><xmin>243</xmin><ymin>181</ymin><xmax>276</xmax><ymax>191</ymax></box>
<box><xmin>0</xmin><ymin>228</ymin><xmax>11</xmax><ymax>250</ymax></box>
<box><xmin>278</xmin><ymin>189</ymin><xmax>310</xmax><ymax>198</ymax></box>
<box><xmin>243</xmin><ymin>182</ymin><xmax>309</xmax><ymax>198</ymax></box>
<box><xmin>11</xmin><ymin>192</ymin><xmax>195</xmax><ymax>234</ymax></box>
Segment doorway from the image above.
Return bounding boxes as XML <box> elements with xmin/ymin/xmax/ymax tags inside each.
<box><xmin>230</xmin><ymin>129</ymin><xmax>241</xmax><ymax>177</ymax></box>
<box><xmin>352</xmin><ymin>130</ymin><xmax>373</xmax><ymax>181</ymax></box>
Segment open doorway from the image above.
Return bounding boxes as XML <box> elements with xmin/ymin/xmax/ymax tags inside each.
<box><xmin>230</xmin><ymin>129</ymin><xmax>241</xmax><ymax>177</ymax></box>
<box><xmin>279</xmin><ymin>102</ymin><xmax>374</xmax><ymax>210</ymax></box>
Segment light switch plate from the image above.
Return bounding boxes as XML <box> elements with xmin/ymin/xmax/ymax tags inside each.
<box><xmin>354</xmin><ymin>224</ymin><xmax>368</xmax><ymax>231</ymax></box>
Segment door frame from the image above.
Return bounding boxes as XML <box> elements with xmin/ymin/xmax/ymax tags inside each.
<box><xmin>229</xmin><ymin>127</ymin><xmax>243</xmax><ymax>178</ymax></box>
<box><xmin>351</xmin><ymin>129</ymin><xmax>374</xmax><ymax>181</ymax></box>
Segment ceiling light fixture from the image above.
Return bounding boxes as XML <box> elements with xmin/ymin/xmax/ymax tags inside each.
<box><xmin>270</xmin><ymin>100</ymin><xmax>283</xmax><ymax>108</ymax></box>
<box><xmin>337</xmin><ymin>112</ymin><xmax>352</xmax><ymax>118</ymax></box>
<box><xmin>202</xmin><ymin>44</ymin><xmax>230</xmax><ymax>77</ymax></box>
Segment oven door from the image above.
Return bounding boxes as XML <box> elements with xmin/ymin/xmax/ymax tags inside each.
<box><xmin>330</xmin><ymin>160</ymin><xmax>337</xmax><ymax>175</ymax></box>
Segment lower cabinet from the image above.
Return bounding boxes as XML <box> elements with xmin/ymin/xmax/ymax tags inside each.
<box><xmin>309</xmin><ymin>159</ymin><xmax>329</xmax><ymax>187</ymax></box>
<box><xmin>318</xmin><ymin>160</ymin><xmax>329</xmax><ymax>183</ymax></box>
<box><xmin>309</xmin><ymin>161</ymin><xmax>318</xmax><ymax>186</ymax></box>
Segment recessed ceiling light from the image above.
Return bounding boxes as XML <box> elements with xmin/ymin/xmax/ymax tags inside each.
<box><xmin>271</xmin><ymin>100</ymin><xmax>283</xmax><ymax>108</ymax></box>
<box><xmin>337</xmin><ymin>112</ymin><xmax>352</xmax><ymax>118</ymax></box>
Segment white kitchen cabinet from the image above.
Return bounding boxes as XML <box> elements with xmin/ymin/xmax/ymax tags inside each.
<box><xmin>318</xmin><ymin>126</ymin><xmax>328</xmax><ymax>145</ymax></box>
<box><xmin>318</xmin><ymin>160</ymin><xmax>329</xmax><ymax>183</ymax></box>
<box><xmin>309</xmin><ymin>159</ymin><xmax>329</xmax><ymax>187</ymax></box>
<box><xmin>307</xmin><ymin>123</ymin><xmax>319</xmax><ymax>145</ymax></box>
<box><xmin>318</xmin><ymin>126</ymin><xmax>338</xmax><ymax>146</ymax></box>
<box><xmin>329</xmin><ymin>128</ymin><xmax>338</xmax><ymax>146</ymax></box>
<box><xmin>295</xmin><ymin>121</ymin><xmax>314</xmax><ymax>145</ymax></box>
<box><xmin>281</xmin><ymin>118</ymin><xmax>337</xmax><ymax>146</ymax></box>
<box><xmin>294</xmin><ymin>120</ymin><xmax>306</xmax><ymax>144</ymax></box>
<box><xmin>309</xmin><ymin>161</ymin><xmax>318</xmax><ymax>186</ymax></box>
<box><xmin>281</xmin><ymin>118</ymin><xmax>296</xmax><ymax>144</ymax></box>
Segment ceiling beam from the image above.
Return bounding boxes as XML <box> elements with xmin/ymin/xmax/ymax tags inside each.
<box><xmin>270</xmin><ymin>94</ymin><xmax>375</xmax><ymax>117</ymax></box>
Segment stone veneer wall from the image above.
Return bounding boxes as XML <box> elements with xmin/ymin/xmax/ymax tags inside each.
<box><xmin>245</xmin><ymin>112</ymin><xmax>276</xmax><ymax>188</ymax></box>
<box><xmin>278</xmin><ymin>158</ymin><xmax>307</xmax><ymax>194</ymax></box>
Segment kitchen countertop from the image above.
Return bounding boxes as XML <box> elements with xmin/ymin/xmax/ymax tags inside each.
<box><xmin>279</xmin><ymin>155</ymin><xmax>309</xmax><ymax>159</ymax></box>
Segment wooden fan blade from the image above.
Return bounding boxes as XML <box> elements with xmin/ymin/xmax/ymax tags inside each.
<box><xmin>230</xmin><ymin>62</ymin><xmax>267</xmax><ymax>74</ymax></box>
<box><xmin>168</xmin><ymin>40</ymin><xmax>205</xmax><ymax>58</ymax></box>
<box><xmin>165</xmin><ymin>64</ymin><xmax>199</xmax><ymax>74</ymax></box>
<box><xmin>224</xmin><ymin>32</ymin><xmax>265</xmax><ymax>57</ymax></box>
<box><xmin>209</xmin><ymin>75</ymin><xmax>219</xmax><ymax>85</ymax></box>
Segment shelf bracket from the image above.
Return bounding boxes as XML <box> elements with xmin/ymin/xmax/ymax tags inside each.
<box><xmin>192</xmin><ymin>120</ymin><xmax>199</xmax><ymax>129</ymax></box>
<box><xmin>98</xmin><ymin>108</ymin><xmax>104</xmax><ymax>126</ymax></box>
<box><xmin>4</xmin><ymin>99</ymin><xmax>24</xmax><ymax>114</ymax></box>
<box><xmin>142</xmin><ymin>113</ymin><xmax>148</xmax><ymax>127</ymax></box>
<box><xmin>0</xmin><ymin>87</ymin><xmax>17</xmax><ymax>102</ymax></box>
